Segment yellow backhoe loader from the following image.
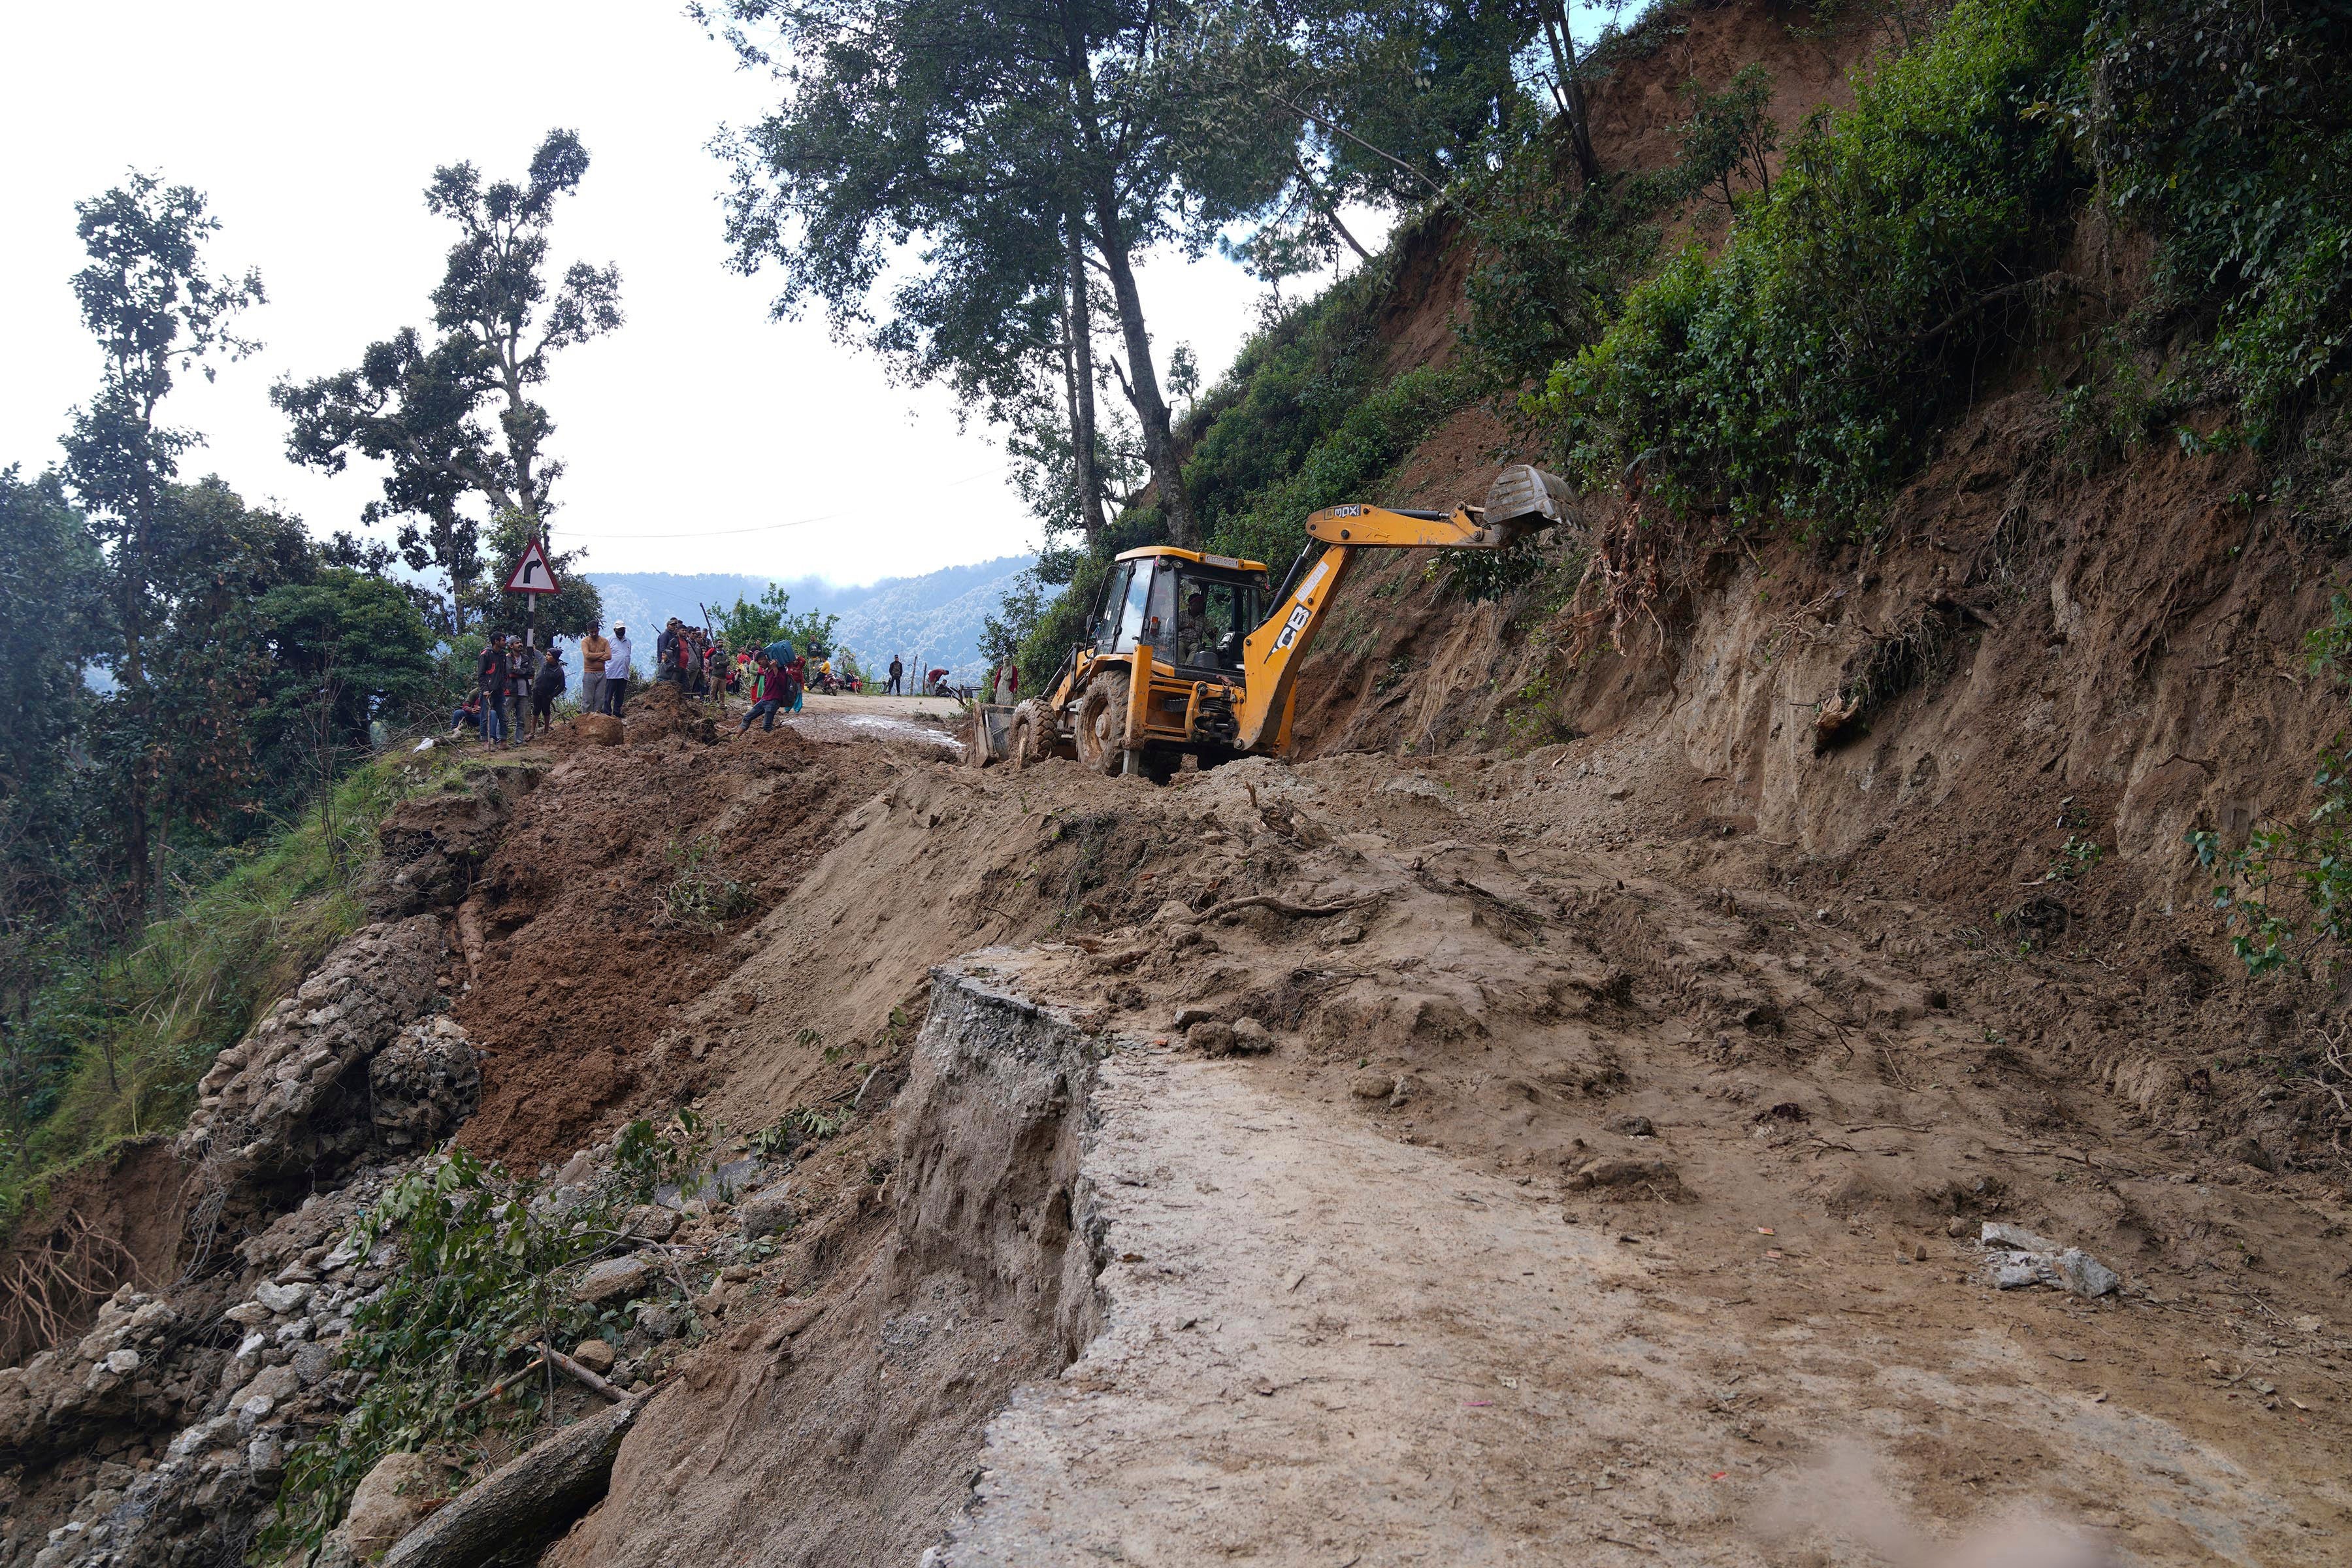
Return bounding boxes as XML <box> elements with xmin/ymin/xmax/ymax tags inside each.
<box><xmin>972</xmin><ymin>465</ymin><xmax>1573</xmax><ymax>780</ymax></box>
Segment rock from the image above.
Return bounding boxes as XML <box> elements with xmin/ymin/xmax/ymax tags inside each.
<box><xmin>368</xmin><ymin>1016</ymin><xmax>482</xmax><ymax>1150</ymax></box>
<box><xmin>573</xmin><ymin>1258</ymin><xmax>653</xmax><ymax>1305</ymax></box>
<box><xmin>574</xmin><ymin>713</ymin><xmax>625</xmax><ymax>746</ymax></box>
<box><xmin>1605</xmin><ymin>783</ymin><xmax>1634</xmax><ymax>801</ymax></box>
<box><xmin>1228</xmin><ymin>1018</ymin><xmax>1273</xmax><ymax>1054</ymax></box>
<box><xmin>2054</xmin><ymin>1247</ymin><xmax>2120</xmax><ymax>1298</ymax></box>
<box><xmin>1172</xmin><ymin>1006</ymin><xmax>1217</xmax><ymax>1030</ymax></box>
<box><xmin>246</xmin><ymin>1362</ymin><xmax>301</xmax><ymax>1405</ymax></box>
<box><xmin>1993</xmin><ymin>1258</ymin><xmax>2047</xmax><ymax>1290</ymax></box>
<box><xmin>101</xmin><ymin>1349</ymin><xmax>140</xmax><ymax>1376</ymax></box>
<box><xmin>625</xmin><ymin>1205</ymin><xmax>679</xmax><ymax>1242</ymax></box>
<box><xmin>1348</xmin><ymin>1071</ymin><xmax>1391</xmax><ymax>1100</ymax></box>
<box><xmin>221</xmin><ymin>1300</ymin><xmax>272</xmax><ymax>1326</ymax></box>
<box><xmin>1186</xmin><ymin>1021</ymin><xmax>1235</xmax><ymax>1056</ymax></box>
<box><xmin>1979</xmin><ymin>1221</ymin><xmax>2059</xmax><ymax>1254</ymax></box>
<box><xmin>570</xmin><ymin>1339</ymin><xmax>616</xmax><ymax>1375</ymax></box>
<box><xmin>2225</xmin><ymin>1135</ymin><xmax>2276</xmax><ymax>1172</ymax></box>
<box><xmin>719</xmin><ymin>1264</ymin><xmax>753</xmax><ymax>1284</ymax></box>
<box><xmin>293</xmin><ymin>1342</ymin><xmax>336</xmax><ymax>1386</ymax></box>
<box><xmin>254</xmin><ymin>1279</ymin><xmax>314</xmax><ymax>1315</ymax></box>
<box><xmin>1607</xmin><ymin>1115</ymin><xmax>1656</xmax><ymax>1138</ymax></box>
<box><xmin>345</xmin><ymin>1451</ymin><xmax>447</xmax><ymax>1560</ymax></box>
<box><xmin>737</xmin><ymin>1183</ymin><xmax>796</xmax><ymax>1240</ymax></box>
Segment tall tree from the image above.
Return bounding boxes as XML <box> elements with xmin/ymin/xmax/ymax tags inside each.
<box><xmin>704</xmin><ymin>0</ymin><xmax>1303</xmax><ymax>546</ymax></box>
<box><xmin>276</xmin><ymin>329</ymin><xmax>493</xmax><ymax>636</ymax></box>
<box><xmin>274</xmin><ymin>129</ymin><xmax>622</xmax><ymax>627</ymax></box>
<box><xmin>58</xmin><ymin>173</ymin><xmax>263</xmax><ymax>925</ymax></box>
<box><xmin>424</xmin><ymin>129</ymin><xmax>624</xmax><ymax>547</ymax></box>
<box><xmin>0</xmin><ymin>470</ymin><xmax>97</xmax><ymax>1062</ymax></box>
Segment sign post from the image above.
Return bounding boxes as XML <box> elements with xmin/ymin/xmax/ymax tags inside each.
<box><xmin>504</xmin><ymin>538</ymin><xmax>560</xmax><ymax>653</ymax></box>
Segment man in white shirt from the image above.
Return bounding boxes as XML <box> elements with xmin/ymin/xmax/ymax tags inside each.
<box><xmin>605</xmin><ymin>626</ymin><xmax>634</xmax><ymax>715</ymax></box>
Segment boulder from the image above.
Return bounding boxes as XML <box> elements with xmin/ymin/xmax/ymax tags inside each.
<box><xmin>1186</xmin><ymin>1021</ymin><xmax>1235</xmax><ymax>1056</ymax></box>
<box><xmin>737</xmin><ymin>1183</ymin><xmax>796</xmax><ymax>1240</ymax></box>
<box><xmin>573</xmin><ymin>713</ymin><xmax>625</xmax><ymax>747</ymax></box>
<box><xmin>1228</xmin><ymin>1018</ymin><xmax>1273</xmax><ymax>1054</ymax></box>
<box><xmin>570</xmin><ymin>1339</ymin><xmax>616</xmax><ymax>1375</ymax></box>
<box><xmin>345</xmin><ymin>1451</ymin><xmax>448</xmax><ymax>1560</ymax></box>
<box><xmin>573</xmin><ymin>1258</ymin><xmax>653</xmax><ymax>1305</ymax></box>
<box><xmin>254</xmin><ymin>1281</ymin><xmax>313</xmax><ymax>1315</ymax></box>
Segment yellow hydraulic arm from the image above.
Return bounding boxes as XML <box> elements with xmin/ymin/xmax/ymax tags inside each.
<box><xmin>1233</xmin><ymin>465</ymin><xmax>1571</xmax><ymax>751</ymax></box>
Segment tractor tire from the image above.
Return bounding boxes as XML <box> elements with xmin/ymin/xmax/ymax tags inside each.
<box><xmin>1073</xmin><ymin>670</ymin><xmax>1130</xmax><ymax>776</ymax></box>
<box><xmin>1007</xmin><ymin>702</ymin><xmax>1046</xmax><ymax>772</ymax></box>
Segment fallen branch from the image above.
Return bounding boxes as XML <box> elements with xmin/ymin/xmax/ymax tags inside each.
<box><xmin>453</xmin><ymin>1355</ymin><xmax>547</xmax><ymax>1416</ymax></box>
<box><xmin>1196</xmin><ymin>892</ymin><xmax>1382</xmax><ymax>923</ymax></box>
<box><xmin>539</xmin><ymin>1342</ymin><xmax>630</xmax><ymax>1403</ymax></box>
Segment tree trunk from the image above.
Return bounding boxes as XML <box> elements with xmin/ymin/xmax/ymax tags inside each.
<box><xmin>1063</xmin><ymin>206</ymin><xmax>1107</xmax><ymax>539</ymax></box>
<box><xmin>1544</xmin><ymin>11</ymin><xmax>1599</xmax><ymax>188</ymax></box>
<box><xmin>381</xmin><ymin>1399</ymin><xmax>637</xmax><ymax>1567</ymax></box>
<box><xmin>1294</xmin><ymin>157</ymin><xmax>1372</xmax><ymax>263</ymax></box>
<box><xmin>1089</xmin><ymin>180</ymin><xmax>1194</xmax><ymax>546</ymax></box>
<box><xmin>1061</xmin><ymin>34</ymin><xmax>1194</xmax><ymax>546</ymax></box>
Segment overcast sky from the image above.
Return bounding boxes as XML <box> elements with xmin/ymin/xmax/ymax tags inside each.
<box><xmin>1</xmin><ymin>2</ymin><xmax>1385</xmax><ymax>587</ymax></box>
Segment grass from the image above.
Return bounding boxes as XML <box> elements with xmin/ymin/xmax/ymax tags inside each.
<box><xmin>1</xmin><ymin>748</ymin><xmax>489</xmax><ymax>1232</ymax></box>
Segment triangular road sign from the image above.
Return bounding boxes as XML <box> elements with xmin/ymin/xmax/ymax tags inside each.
<box><xmin>504</xmin><ymin>538</ymin><xmax>560</xmax><ymax>595</ymax></box>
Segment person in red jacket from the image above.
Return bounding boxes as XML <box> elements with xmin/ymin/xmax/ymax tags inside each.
<box><xmin>734</xmin><ymin>655</ymin><xmax>789</xmax><ymax>736</ymax></box>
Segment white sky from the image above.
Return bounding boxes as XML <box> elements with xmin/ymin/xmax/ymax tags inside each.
<box><xmin>0</xmin><ymin>1</ymin><xmax>1379</xmax><ymax>586</ymax></box>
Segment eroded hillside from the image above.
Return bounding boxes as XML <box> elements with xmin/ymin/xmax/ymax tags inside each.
<box><xmin>6</xmin><ymin>3</ymin><xmax>2351</xmax><ymax>1565</ymax></box>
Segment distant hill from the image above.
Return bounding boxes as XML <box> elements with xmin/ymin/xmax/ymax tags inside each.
<box><xmin>585</xmin><ymin>555</ymin><xmax>1050</xmax><ymax>680</ymax></box>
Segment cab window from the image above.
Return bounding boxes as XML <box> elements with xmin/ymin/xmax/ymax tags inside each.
<box><xmin>1172</xmin><ymin>572</ymin><xmax>1259</xmax><ymax>671</ymax></box>
<box><xmin>1111</xmin><ymin>561</ymin><xmax>1152</xmax><ymax>651</ymax></box>
<box><xmin>1093</xmin><ymin>562</ymin><xmax>1133</xmax><ymax>651</ymax></box>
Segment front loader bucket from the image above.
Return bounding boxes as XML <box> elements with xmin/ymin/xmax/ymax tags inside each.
<box><xmin>1481</xmin><ymin>465</ymin><xmax>1576</xmax><ymax>535</ymax></box>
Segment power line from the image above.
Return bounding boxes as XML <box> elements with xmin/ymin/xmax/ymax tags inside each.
<box><xmin>558</xmin><ymin>468</ymin><xmax>1006</xmax><ymax>541</ymax></box>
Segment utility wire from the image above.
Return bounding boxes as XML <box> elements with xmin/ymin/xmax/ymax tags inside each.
<box><xmin>559</xmin><ymin>468</ymin><xmax>1005</xmax><ymax>541</ymax></box>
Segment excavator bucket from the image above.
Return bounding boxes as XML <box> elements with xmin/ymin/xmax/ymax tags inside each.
<box><xmin>1480</xmin><ymin>464</ymin><xmax>1576</xmax><ymax>536</ymax></box>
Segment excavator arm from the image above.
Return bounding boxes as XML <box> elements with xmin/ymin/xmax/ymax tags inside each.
<box><xmin>1233</xmin><ymin>465</ymin><xmax>1573</xmax><ymax>751</ymax></box>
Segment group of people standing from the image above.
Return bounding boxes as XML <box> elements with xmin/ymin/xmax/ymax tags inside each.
<box><xmin>459</xmin><ymin>632</ymin><xmax>576</xmax><ymax>747</ymax></box>
<box><xmin>455</xmin><ymin>614</ymin><xmax>922</xmax><ymax>749</ymax></box>
<box><xmin>577</xmin><ymin>623</ymin><xmax>634</xmax><ymax>716</ymax></box>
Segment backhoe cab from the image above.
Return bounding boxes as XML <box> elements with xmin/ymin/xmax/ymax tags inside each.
<box><xmin>981</xmin><ymin>465</ymin><xmax>1572</xmax><ymax>779</ymax></box>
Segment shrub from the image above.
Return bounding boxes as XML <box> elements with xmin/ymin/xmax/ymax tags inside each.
<box><xmin>2193</xmin><ymin>589</ymin><xmax>2352</xmax><ymax>973</ymax></box>
<box><xmin>1537</xmin><ymin>0</ymin><xmax>2091</xmax><ymax>534</ymax></box>
<box><xmin>2090</xmin><ymin>1</ymin><xmax>2352</xmax><ymax>440</ymax></box>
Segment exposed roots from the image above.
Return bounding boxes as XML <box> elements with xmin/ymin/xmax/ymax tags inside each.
<box><xmin>0</xmin><ymin>1207</ymin><xmax>149</xmax><ymax>1364</ymax></box>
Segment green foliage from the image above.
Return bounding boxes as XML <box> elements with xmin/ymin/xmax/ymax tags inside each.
<box><xmin>1207</xmin><ymin>363</ymin><xmax>1476</xmax><ymax>570</ymax></box>
<box><xmin>252</xmin><ymin>568</ymin><xmax>440</xmax><ymax>772</ymax></box>
<box><xmin>747</xmin><ymin>1103</ymin><xmax>847</xmax><ymax>1164</ymax></box>
<box><xmin>259</xmin><ymin>1146</ymin><xmax>640</xmax><ymax>1561</ymax></box>
<box><xmin>1</xmin><ymin>754</ymin><xmax>459</xmax><ymax>1223</ymax></box>
<box><xmin>1457</xmin><ymin>151</ymin><xmax>1669</xmax><ymax>397</ymax></box>
<box><xmin>1675</xmin><ymin>62</ymin><xmax>1780</xmax><ymax>214</ymax></box>
<box><xmin>2089</xmin><ymin>1</ymin><xmax>2352</xmax><ymax>440</ymax></box>
<box><xmin>713</xmin><ymin>582</ymin><xmax>838</xmax><ymax>659</ymax></box>
<box><xmin>1539</xmin><ymin>0</ymin><xmax>2090</xmax><ymax>534</ymax></box>
<box><xmin>658</xmin><ymin>837</ymin><xmax>755</xmax><ymax>932</ymax></box>
<box><xmin>613</xmin><ymin>1107</ymin><xmax>719</xmax><ymax>1202</ymax></box>
<box><xmin>0</xmin><ymin>470</ymin><xmax>99</xmax><ymax>1051</ymax></box>
<box><xmin>2193</xmin><ymin>589</ymin><xmax>2352</xmax><ymax>973</ymax></box>
<box><xmin>276</xmin><ymin>130</ymin><xmax>623</xmax><ymax>634</ymax></box>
